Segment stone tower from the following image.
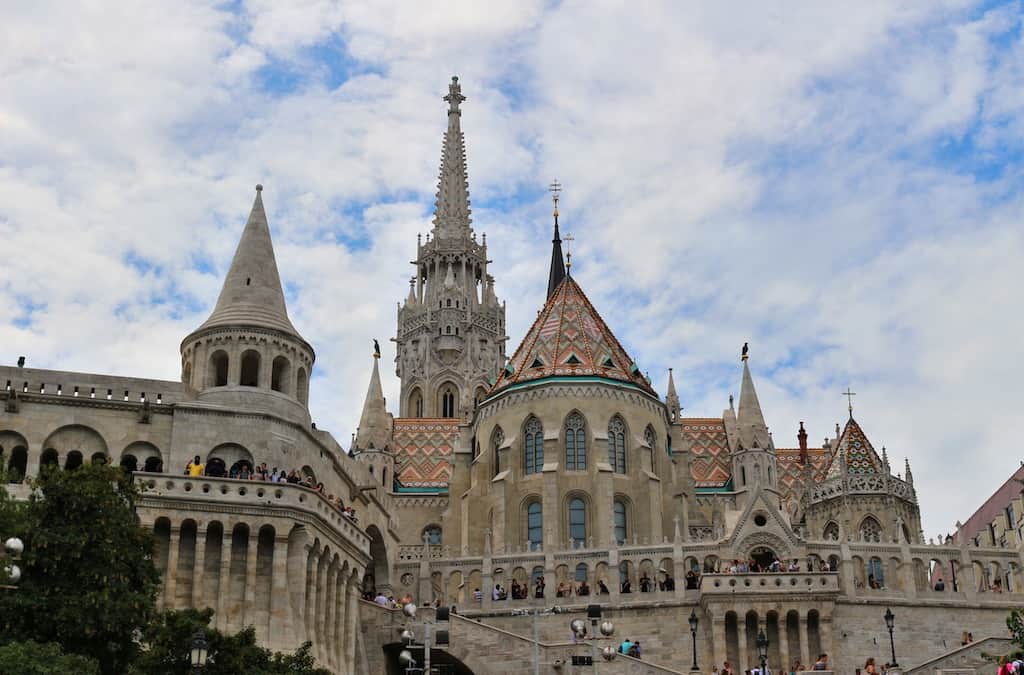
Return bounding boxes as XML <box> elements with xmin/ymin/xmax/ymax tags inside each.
<box><xmin>395</xmin><ymin>77</ymin><xmax>506</xmax><ymax>418</ymax></box>
<box><xmin>728</xmin><ymin>353</ymin><xmax>780</xmax><ymax>509</ymax></box>
<box><xmin>180</xmin><ymin>185</ymin><xmax>314</xmax><ymax>423</ymax></box>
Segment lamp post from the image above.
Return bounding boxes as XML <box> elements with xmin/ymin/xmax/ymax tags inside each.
<box><xmin>189</xmin><ymin>629</ymin><xmax>208</xmax><ymax>673</ymax></box>
<box><xmin>884</xmin><ymin>607</ymin><xmax>899</xmax><ymax>668</ymax></box>
<box><xmin>1</xmin><ymin>537</ymin><xmax>24</xmax><ymax>590</ymax></box>
<box><xmin>756</xmin><ymin>628</ymin><xmax>769</xmax><ymax>674</ymax></box>
<box><xmin>688</xmin><ymin>610</ymin><xmax>700</xmax><ymax>671</ymax></box>
<box><xmin>571</xmin><ymin>608</ymin><xmax>615</xmax><ymax>674</ymax></box>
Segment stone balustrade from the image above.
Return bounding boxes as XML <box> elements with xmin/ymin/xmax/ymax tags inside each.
<box><xmin>701</xmin><ymin>571</ymin><xmax>840</xmax><ymax>594</ymax></box>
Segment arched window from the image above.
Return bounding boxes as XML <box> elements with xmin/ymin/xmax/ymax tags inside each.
<box><xmin>491</xmin><ymin>426</ymin><xmax>504</xmax><ymax>478</ymax></box>
<box><xmin>65</xmin><ymin>450</ymin><xmax>83</xmax><ymax>470</ymax></box>
<box><xmin>423</xmin><ymin>526</ymin><xmax>442</xmax><ymax>545</ymax></box>
<box><xmin>271</xmin><ymin>356</ymin><xmax>291</xmax><ymax>393</ymax></box>
<box><xmin>182</xmin><ymin>362</ymin><xmax>192</xmax><ymax>387</ymax></box>
<box><xmin>209</xmin><ymin>350</ymin><xmax>229</xmax><ymax>387</ymax></box>
<box><xmin>575</xmin><ymin>563</ymin><xmax>588</xmax><ymax>582</ymax></box>
<box><xmin>867</xmin><ymin>557</ymin><xmax>885</xmax><ymax>587</ymax></box>
<box><xmin>608</xmin><ymin>417</ymin><xmax>626</xmax><ymax>474</ymax></box>
<box><xmin>823</xmin><ymin>521</ymin><xmax>840</xmax><ymax>541</ymax></box>
<box><xmin>524</xmin><ymin>417</ymin><xmax>543</xmax><ymax>475</ymax></box>
<box><xmin>409</xmin><ymin>388</ymin><xmax>424</xmax><ymax>418</ymax></box>
<box><xmin>569</xmin><ymin>497</ymin><xmax>586</xmax><ymax>546</ymax></box>
<box><xmin>644</xmin><ymin>426</ymin><xmax>656</xmax><ymax>452</ymax></box>
<box><xmin>527</xmin><ymin>502</ymin><xmax>543</xmax><ymax>550</ymax></box>
<box><xmin>564</xmin><ymin>413</ymin><xmax>587</xmax><ymax>470</ymax></box>
<box><xmin>860</xmin><ymin>516</ymin><xmax>882</xmax><ymax>542</ymax></box>
<box><xmin>613</xmin><ymin>500</ymin><xmax>627</xmax><ymax>544</ymax></box>
<box><xmin>296</xmin><ymin>368</ymin><xmax>308</xmax><ymax>405</ymax></box>
<box><xmin>240</xmin><ymin>350</ymin><xmax>260</xmax><ymax>387</ymax></box>
<box><xmin>441</xmin><ymin>386</ymin><xmax>456</xmax><ymax>418</ymax></box>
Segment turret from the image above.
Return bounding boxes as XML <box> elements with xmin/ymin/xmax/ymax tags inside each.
<box><xmin>353</xmin><ymin>343</ymin><xmax>396</xmax><ymax>493</ymax></box>
<box><xmin>730</xmin><ymin>346</ymin><xmax>779</xmax><ymax>502</ymax></box>
<box><xmin>665</xmin><ymin>368</ymin><xmax>681</xmax><ymax>422</ymax></box>
<box><xmin>180</xmin><ymin>185</ymin><xmax>314</xmax><ymax>421</ymax></box>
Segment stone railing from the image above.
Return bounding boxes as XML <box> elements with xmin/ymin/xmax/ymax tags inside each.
<box><xmin>905</xmin><ymin>635</ymin><xmax>1012</xmax><ymax>674</ymax></box>
<box><xmin>701</xmin><ymin>571</ymin><xmax>840</xmax><ymax>595</ymax></box>
<box><xmin>137</xmin><ymin>474</ymin><xmax>370</xmax><ymax>552</ymax></box>
<box><xmin>807</xmin><ymin>474</ymin><xmax>915</xmax><ymax>504</ymax></box>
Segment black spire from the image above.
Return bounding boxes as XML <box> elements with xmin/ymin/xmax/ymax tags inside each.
<box><xmin>547</xmin><ymin>180</ymin><xmax>565</xmax><ymax>298</ymax></box>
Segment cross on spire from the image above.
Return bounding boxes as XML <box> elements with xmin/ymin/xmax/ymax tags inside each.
<box><xmin>444</xmin><ymin>76</ymin><xmax>466</xmax><ymax>114</ymax></box>
<box><xmin>564</xmin><ymin>233</ymin><xmax>575</xmax><ymax>271</ymax></box>
<box><xmin>842</xmin><ymin>387</ymin><xmax>857</xmax><ymax>417</ymax></box>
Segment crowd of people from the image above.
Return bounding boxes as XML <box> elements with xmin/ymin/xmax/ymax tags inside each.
<box><xmin>482</xmin><ymin>572</ymin><xmax>685</xmax><ymax>601</ymax></box>
<box><xmin>183</xmin><ymin>455</ymin><xmax>358</xmax><ymax>523</ymax></box>
<box><xmin>719</xmin><ymin>557</ymin><xmax>834</xmax><ymax>575</ymax></box>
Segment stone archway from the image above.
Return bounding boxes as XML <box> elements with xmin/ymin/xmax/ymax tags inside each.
<box><xmin>736</xmin><ymin>531</ymin><xmax>793</xmax><ymax>566</ymax></box>
<box><xmin>365</xmin><ymin>524</ymin><xmax>390</xmax><ymax>596</ymax></box>
<box><xmin>382</xmin><ymin>642</ymin><xmax>476</xmax><ymax>675</ymax></box>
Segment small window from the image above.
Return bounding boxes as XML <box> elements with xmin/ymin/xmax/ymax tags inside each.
<box><xmin>566</xmin><ymin>354</ymin><xmax>581</xmax><ymax>365</ymax></box>
<box><xmin>569</xmin><ymin>498</ymin><xmax>586</xmax><ymax>545</ymax></box>
<box><xmin>531</xmin><ymin>357</ymin><xmax>544</xmax><ymax>369</ymax></box>
<box><xmin>602</xmin><ymin>356</ymin><xmax>614</xmax><ymax>367</ymax></box>
<box><xmin>424</xmin><ymin>526</ymin><xmax>442</xmax><ymax>545</ymax></box>
<box><xmin>527</xmin><ymin>502</ymin><xmax>542</xmax><ymax>549</ymax></box>
<box><xmin>613</xmin><ymin>500</ymin><xmax>627</xmax><ymax>544</ymax></box>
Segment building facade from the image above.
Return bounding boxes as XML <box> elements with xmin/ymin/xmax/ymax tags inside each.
<box><xmin>2</xmin><ymin>77</ymin><xmax>1023</xmax><ymax>674</ymax></box>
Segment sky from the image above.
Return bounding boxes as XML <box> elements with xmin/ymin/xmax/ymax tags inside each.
<box><xmin>1</xmin><ymin>0</ymin><xmax>1022</xmax><ymax>538</ymax></box>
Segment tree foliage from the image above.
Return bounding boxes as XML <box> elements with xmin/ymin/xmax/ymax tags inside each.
<box><xmin>0</xmin><ymin>640</ymin><xmax>100</xmax><ymax>674</ymax></box>
<box><xmin>0</xmin><ymin>463</ymin><xmax>161</xmax><ymax>673</ymax></box>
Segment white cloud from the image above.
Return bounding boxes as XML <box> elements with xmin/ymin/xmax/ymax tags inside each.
<box><xmin>0</xmin><ymin>0</ymin><xmax>1021</xmax><ymax>537</ymax></box>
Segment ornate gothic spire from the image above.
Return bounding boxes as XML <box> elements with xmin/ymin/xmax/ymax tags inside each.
<box><xmin>547</xmin><ymin>180</ymin><xmax>566</xmax><ymax>298</ymax></box>
<box><xmin>432</xmin><ymin>76</ymin><xmax>472</xmax><ymax>238</ymax></box>
<box><xmin>665</xmin><ymin>368</ymin><xmax>681</xmax><ymax>421</ymax></box>
<box><xmin>355</xmin><ymin>347</ymin><xmax>391</xmax><ymax>451</ymax></box>
<box><xmin>736</xmin><ymin>356</ymin><xmax>771</xmax><ymax>450</ymax></box>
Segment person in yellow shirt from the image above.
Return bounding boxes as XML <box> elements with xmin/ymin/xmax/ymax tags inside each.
<box><xmin>188</xmin><ymin>455</ymin><xmax>204</xmax><ymax>477</ymax></box>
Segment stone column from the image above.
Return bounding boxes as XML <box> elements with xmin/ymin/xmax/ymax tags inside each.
<box><xmin>164</xmin><ymin>525</ymin><xmax>181</xmax><ymax>609</ymax></box>
<box><xmin>332</xmin><ymin>569</ymin><xmax>345</xmax><ymax>671</ymax></box>
<box><xmin>819</xmin><ymin>616</ymin><xmax>833</xmax><ymax>659</ymax></box>
<box><xmin>798</xmin><ymin>615</ymin><xmax>810</xmax><ymax>666</ymax></box>
<box><xmin>216</xmin><ymin>529</ymin><xmax>232</xmax><ymax>630</ymax></box>
<box><xmin>711</xmin><ymin>616</ymin><xmax>727</xmax><ymax>672</ymax></box>
<box><xmin>315</xmin><ymin>554</ymin><xmax>327</xmax><ymax>651</ymax></box>
<box><xmin>737</xmin><ymin>617</ymin><xmax>749</xmax><ymax>673</ymax></box>
<box><xmin>269</xmin><ymin>537</ymin><xmax>291</xmax><ymax>646</ymax></box>
<box><xmin>323</xmin><ymin>563</ymin><xmax>337</xmax><ymax>668</ymax></box>
<box><xmin>227</xmin><ymin>344</ymin><xmax>241</xmax><ymax>386</ymax></box>
<box><xmin>345</xmin><ymin>574</ymin><xmax>359</xmax><ymax>675</ymax></box>
<box><xmin>542</xmin><ymin>465</ymin><xmax>558</xmax><ymax>552</ymax></box>
<box><xmin>303</xmin><ymin>548</ymin><xmax>317</xmax><ymax>642</ymax></box>
<box><xmin>192</xmin><ymin>527</ymin><xmax>207</xmax><ymax>609</ymax></box>
<box><xmin>243</xmin><ymin>531</ymin><xmax>258</xmax><ymax>628</ymax></box>
<box><xmin>778</xmin><ymin>614</ymin><xmax>790</xmax><ymax>671</ymax></box>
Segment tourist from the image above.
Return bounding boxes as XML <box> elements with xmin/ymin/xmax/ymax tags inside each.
<box><xmin>630</xmin><ymin>640</ymin><xmax>641</xmax><ymax>659</ymax></box>
<box><xmin>722</xmin><ymin>660</ymin><xmax>735</xmax><ymax>675</ymax></box>
<box><xmin>999</xmin><ymin>656</ymin><xmax>1013</xmax><ymax>675</ymax></box>
<box><xmin>556</xmin><ymin>581</ymin><xmax>569</xmax><ymax>597</ymax></box>
<box><xmin>640</xmin><ymin>573</ymin><xmax>652</xmax><ymax>592</ymax></box>
<box><xmin>186</xmin><ymin>455</ymin><xmax>204</xmax><ymax>477</ymax></box>
<box><xmin>934</xmin><ymin>577</ymin><xmax>945</xmax><ymax>591</ymax></box>
<box><xmin>534</xmin><ymin>576</ymin><xmax>545</xmax><ymax>598</ymax></box>
<box><xmin>686</xmin><ymin>569</ymin><xmax>699</xmax><ymax>589</ymax></box>
<box><xmin>621</xmin><ymin>577</ymin><xmax>632</xmax><ymax>593</ymax></box>
<box><xmin>374</xmin><ymin>591</ymin><xmax>388</xmax><ymax>606</ymax></box>
<box><xmin>864</xmin><ymin>657</ymin><xmax>878</xmax><ymax>674</ymax></box>
<box><xmin>618</xmin><ymin>638</ymin><xmax>633</xmax><ymax>655</ymax></box>
<box><xmin>812</xmin><ymin>654</ymin><xmax>829</xmax><ymax>670</ymax></box>
<box><xmin>472</xmin><ymin>587</ymin><xmax>482</xmax><ymax>601</ymax></box>
<box><xmin>788</xmin><ymin>559</ymin><xmax>800</xmax><ymax>572</ymax></box>
<box><xmin>597</xmin><ymin>579</ymin><xmax>610</xmax><ymax>594</ymax></box>
<box><xmin>577</xmin><ymin>580</ymin><xmax>590</xmax><ymax>596</ymax></box>
<box><xmin>663</xmin><ymin>573</ymin><xmax>675</xmax><ymax>591</ymax></box>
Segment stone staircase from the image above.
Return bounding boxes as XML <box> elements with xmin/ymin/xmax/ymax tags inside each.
<box><xmin>904</xmin><ymin>636</ymin><xmax>1014</xmax><ymax>675</ymax></box>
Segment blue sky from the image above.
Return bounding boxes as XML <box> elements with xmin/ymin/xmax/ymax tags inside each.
<box><xmin>1</xmin><ymin>0</ymin><xmax>1023</xmax><ymax>537</ymax></box>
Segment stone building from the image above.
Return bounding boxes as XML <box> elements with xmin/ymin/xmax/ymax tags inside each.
<box><xmin>2</xmin><ymin>76</ymin><xmax>1023</xmax><ymax>674</ymax></box>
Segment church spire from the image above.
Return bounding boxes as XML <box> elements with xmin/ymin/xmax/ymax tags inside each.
<box><xmin>547</xmin><ymin>180</ymin><xmax>565</xmax><ymax>298</ymax></box>
<box><xmin>197</xmin><ymin>185</ymin><xmax>303</xmax><ymax>339</ymax></box>
<box><xmin>736</xmin><ymin>349</ymin><xmax>771</xmax><ymax>450</ymax></box>
<box><xmin>355</xmin><ymin>343</ymin><xmax>392</xmax><ymax>451</ymax></box>
<box><xmin>432</xmin><ymin>76</ymin><xmax>472</xmax><ymax>238</ymax></box>
<box><xmin>665</xmin><ymin>368</ymin><xmax>681</xmax><ymax>421</ymax></box>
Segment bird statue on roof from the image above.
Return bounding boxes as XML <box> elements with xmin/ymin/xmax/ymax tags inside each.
<box><xmin>741</xmin><ymin>342</ymin><xmax>749</xmax><ymax>361</ymax></box>
<box><xmin>373</xmin><ymin>339</ymin><xmax>381</xmax><ymax>359</ymax></box>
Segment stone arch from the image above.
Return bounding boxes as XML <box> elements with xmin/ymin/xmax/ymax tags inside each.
<box><xmin>823</xmin><ymin>520</ymin><xmax>840</xmax><ymax>541</ymax></box>
<box><xmin>703</xmin><ymin>554</ymin><xmax>720</xmax><ymax>573</ymax></box>
<box><xmin>422</xmin><ymin>524</ymin><xmax>443</xmax><ymax>545</ymax></box>
<box><xmin>474</xmin><ymin>385</ymin><xmax>488</xmax><ymax>409</ymax></box>
<box><xmin>207</xmin><ymin>443</ymin><xmax>253</xmax><ymax>478</ymax></box>
<box><xmin>40</xmin><ymin>448</ymin><xmax>59</xmax><ymax>469</ymax></box>
<box><xmin>0</xmin><ymin>431</ymin><xmax>29</xmax><ymax>482</ymax></box>
<box><xmin>437</xmin><ymin>381</ymin><xmax>459</xmax><ymax>418</ymax></box>
<box><xmin>271</xmin><ymin>355</ymin><xmax>291</xmax><ymax>394</ymax></box>
<box><xmin>520</xmin><ymin>494</ymin><xmax>543</xmax><ymax>551</ymax></box>
<box><xmin>737</xmin><ymin>531</ymin><xmax>792</xmax><ymax>563</ymax></box>
<box><xmin>208</xmin><ymin>349</ymin><xmax>229</xmax><ymax>387</ymax></box>
<box><xmin>182</xmin><ymin>360</ymin><xmax>193</xmax><ymax>387</ymax></box>
<box><xmin>122</xmin><ymin>441</ymin><xmax>162</xmax><ymax>474</ymax></box>
<box><xmin>408</xmin><ymin>387</ymin><xmax>424</xmax><ymax>418</ymax></box>
<box><xmin>239</xmin><ymin>349</ymin><xmax>261</xmax><ymax>387</ymax></box>
<box><xmin>300</xmin><ymin>465</ymin><xmax>317</xmax><ymax>485</ymax></box>
<box><xmin>564</xmin><ymin>491</ymin><xmax>591</xmax><ymax>548</ymax></box>
<box><xmin>618</xmin><ymin>559</ymin><xmax>635</xmax><ymax>592</ymax></box>
<box><xmin>365</xmin><ymin>524</ymin><xmax>390</xmax><ymax>594</ymax></box>
<box><xmin>43</xmin><ymin>424</ymin><xmax>109</xmax><ymax>467</ymax></box>
<box><xmin>296</xmin><ymin>367</ymin><xmax>309</xmax><ymax>405</ymax></box>
<box><xmin>563</xmin><ymin>410</ymin><xmax>588</xmax><ymax>471</ymax></box>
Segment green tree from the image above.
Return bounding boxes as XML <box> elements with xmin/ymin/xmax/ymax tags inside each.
<box><xmin>0</xmin><ymin>640</ymin><xmax>100</xmax><ymax>675</ymax></box>
<box><xmin>130</xmin><ymin>608</ymin><xmax>331</xmax><ymax>675</ymax></box>
<box><xmin>0</xmin><ymin>463</ymin><xmax>161</xmax><ymax>673</ymax></box>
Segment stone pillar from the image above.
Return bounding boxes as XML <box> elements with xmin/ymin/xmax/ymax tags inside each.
<box><xmin>192</xmin><ymin>527</ymin><xmax>207</xmax><ymax>609</ymax></box>
<box><xmin>216</xmin><ymin>530</ymin><xmax>232</xmax><ymax>630</ymax></box>
<box><xmin>269</xmin><ymin>537</ymin><xmax>291</xmax><ymax>646</ymax></box>
<box><xmin>346</xmin><ymin>574</ymin><xmax>359</xmax><ymax>675</ymax></box>
<box><xmin>960</xmin><ymin>547</ymin><xmax>978</xmax><ymax>601</ymax></box>
<box><xmin>778</xmin><ymin>615</ymin><xmax>790</xmax><ymax>671</ymax></box>
<box><xmin>595</xmin><ymin>465</ymin><xmax>613</xmax><ymax>547</ymax></box>
<box><xmin>164</xmin><ymin>525</ymin><xmax>181</xmax><ymax>609</ymax></box>
<box><xmin>798</xmin><ymin>615</ymin><xmax>811</xmax><ymax>666</ymax></box>
<box><xmin>323</xmin><ymin>562</ymin><xmax>337</xmax><ymax>668</ymax></box>
<box><xmin>332</xmin><ymin>569</ymin><xmax>345</xmax><ymax>671</ymax></box>
<box><xmin>711</xmin><ymin>616</ymin><xmax>727</xmax><ymax>672</ymax></box>
<box><xmin>227</xmin><ymin>343</ymin><xmax>241</xmax><ymax>386</ymax></box>
<box><xmin>315</xmin><ymin>555</ymin><xmax>327</xmax><ymax>651</ymax></box>
<box><xmin>819</xmin><ymin>616</ymin><xmax>833</xmax><ymax>659</ymax></box>
<box><xmin>243</xmin><ymin>531</ymin><xmax>258</xmax><ymax>628</ymax></box>
<box><xmin>303</xmin><ymin>547</ymin><xmax>317</xmax><ymax>642</ymax></box>
<box><xmin>542</xmin><ymin>465</ymin><xmax>558</xmax><ymax>551</ymax></box>
<box><xmin>737</xmin><ymin>617</ymin><xmax>749</xmax><ymax>673</ymax></box>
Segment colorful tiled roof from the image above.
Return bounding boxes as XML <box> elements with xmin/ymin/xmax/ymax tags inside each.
<box><xmin>393</xmin><ymin>418</ymin><xmax>460</xmax><ymax>489</ymax></box>
<box><xmin>824</xmin><ymin>417</ymin><xmax>884</xmax><ymax>479</ymax></box>
<box><xmin>776</xmin><ymin>448</ymin><xmax>830</xmax><ymax>503</ymax></box>
<box><xmin>681</xmin><ymin>418</ymin><xmax>732</xmax><ymax>488</ymax></box>
<box><xmin>491</xmin><ymin>275</ymin><xmax>654</xmax><ymax>395</ymax></box>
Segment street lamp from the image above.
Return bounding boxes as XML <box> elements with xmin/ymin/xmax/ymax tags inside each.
<box><xmin>189</xmin><ymin>629</ymin><xmax>208</xmax><ymax>672</ymax></box>
<box><xmin>884</xmin><ymin>607</ymin><xmax>899</xmax><ymax>667</ymax></box>
<box><xmin>1</xmin><ymin>537</ymin><xmax>24</xmax><ymax>590</ymax></box>
<box><xmin>756</xmin><ymin>628</ymin><xmax>768</xmax><ymax>673</ymax></box>
<box><xmin>688</xmin><ymin>610</ymin><xmax>700</xmax><ymax>671</ymax></box>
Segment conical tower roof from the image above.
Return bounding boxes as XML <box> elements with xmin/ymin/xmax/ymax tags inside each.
<box><xmin>491</xmin><ymin>276</ymin><xmax>654</xmax><ymax>395</ymax></box>
<box><xmin>736</xmin><ymin>359</ymin><xmax>770</xmax><ymax>449</ymax></box>
<box><xmin>355</xmin><ymin>351</ymin><xmax>391</xmax><ymax>451</ymax></box>
<box><xmin>196</xmin><ymin>185</ymin><xmax>302</xmax><ymax>339</ymax></box>
<box><xmin>824</xmin><ymin>417</ymin><xmax>885</xmax><ymax>479</ymax></box>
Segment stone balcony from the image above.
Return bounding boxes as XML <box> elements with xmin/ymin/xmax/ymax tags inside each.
<box><xmin>701</xmin><ymin>571</ymin><xmax>840</xmax><ymax>595</ymax></box>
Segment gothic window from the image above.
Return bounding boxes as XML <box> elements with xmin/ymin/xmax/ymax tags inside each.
<box><xmin>866</xmin><ymin>557</ymin><xmax>884</xmax><ymax>586</ymax></box>
<box><xmin>447</xmin><ymin>299</ymin><xmax>452</xmax><ymax>307</ymax></box>
<box><xmin>209</xmin><ymin>350</ymin><xmax>229</xmax><ymax>387</ymax></box>
<box><xmin>446</xmin><ymin>325</ymin><xmax>452</xmax><ymax>334</ymax></box>
<box><xmin>527</xmin><ymin>502</ymin><xmax>542</xmax><ymax>550</ymax></box>
<box><xmin>524</xmin><ymin>417</ymin><xmax>543</xmax><ymax>475</ymax></box>
<box><xmin>564</xmin><ymin>413</ymin><xmax>587</xmax><ymax>471</ymax></box>
<box><xmin>491</xmin><ymin>426</ymin><xmax>504</xmax><ymax>478</ymax></box>
<box><xmin>644</xmin><ymin>426</ymin><xmax>656</xmax><ymax>451</ymax></box>
<box><xmin>860</xmin><ymin>516</ymin><xmax>882</xmax><ymax>542</ymax></box>
<box><xmin>423</xmin><ymin>526</ymin><xmax>442</xmax><ymax>545</ymax></box>
<box><xmin>569</xmin><ymin>497</ymin><xmax>586</xmax><ymax>546</ymax></box>
<box><xmin>240</xmin><ymin>350</ymin><xmax>260</xmax><ymax>387</ymax></box>
<box><xmin>296</xmin><ymin>367</ymin><xmax>308</xmax><ymax>405</ymax></box>
<box><xmin>613</xmin><ymin>500</ymin><xmax>627</xmax><ymax>544</ymax></box>
<box><xmin>608</xmin><ymin>417</ymin><xmax>626</xmax><ymax>474</ymax></box>
<box><xmin>823</xmin><ymin>521</ymin><xmax>840</xmax><ymax>541</ymax></box>
<box><xmin>1007</xmin><ymin>504</ymin><xmax>1016</xmax><ymax>529</ymax></box>
<box><xmin>441</xmin><ymin>387</ymin><xmax>456</xmax><ymax>418</ymax></box>
<box><xmin>409</xmin><ymin>388</ymin><xmax>424</xmax><ymax>418</ymax></box>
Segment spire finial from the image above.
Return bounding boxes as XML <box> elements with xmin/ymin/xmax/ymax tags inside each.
<box><xmin>564</xmin><ymin>234</ymin><xmax>575</xmax><ymax>272</ymax></box>
<box><xmin>255</xmin><ymin>183</ymin><xmax>263</xmax><ymax>192</ymax></box>
<box><xmin>546</xmin><ymin>181</ymin><xmax>567</xmax><ymax>298</ymax></box>
<box><xmin>444</xmin><ymin>76</ymin><xmax>465</xmax><ymax>114</ymax></box>
<box><xmin>549</xmin><ymin>179</ymin><xmax>562</xmax><ymax>223</ymax></box>
<box><xmin>842</xmin><ymin>387</ymin><xmax>857</xmax><ymax>417</ymax></box>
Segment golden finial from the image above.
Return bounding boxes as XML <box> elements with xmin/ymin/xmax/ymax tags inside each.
<box><xmin>549</xmin><ymin>179</ymin><xmax>562</xmax><ymax>222</ymax></box>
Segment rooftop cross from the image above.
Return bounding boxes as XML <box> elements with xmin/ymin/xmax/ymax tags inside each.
<box><xmin>444</xmin><ymin>76</ymin><xmax>466</xmax><ymax>114</ymax></box>
<box><xmin>842</xmin><ymin>387</ymin><xmax>857</xmax><ymax>417</ymax></box>
<box><xmin>549</xmin><ymin>179</ymin><xmax>562</xmax><ymax>220</ymax></box>
<box><xmin>564</xmin><ymin>233</ymin><xmax>575</xmax><ymax>271</ymax></box>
